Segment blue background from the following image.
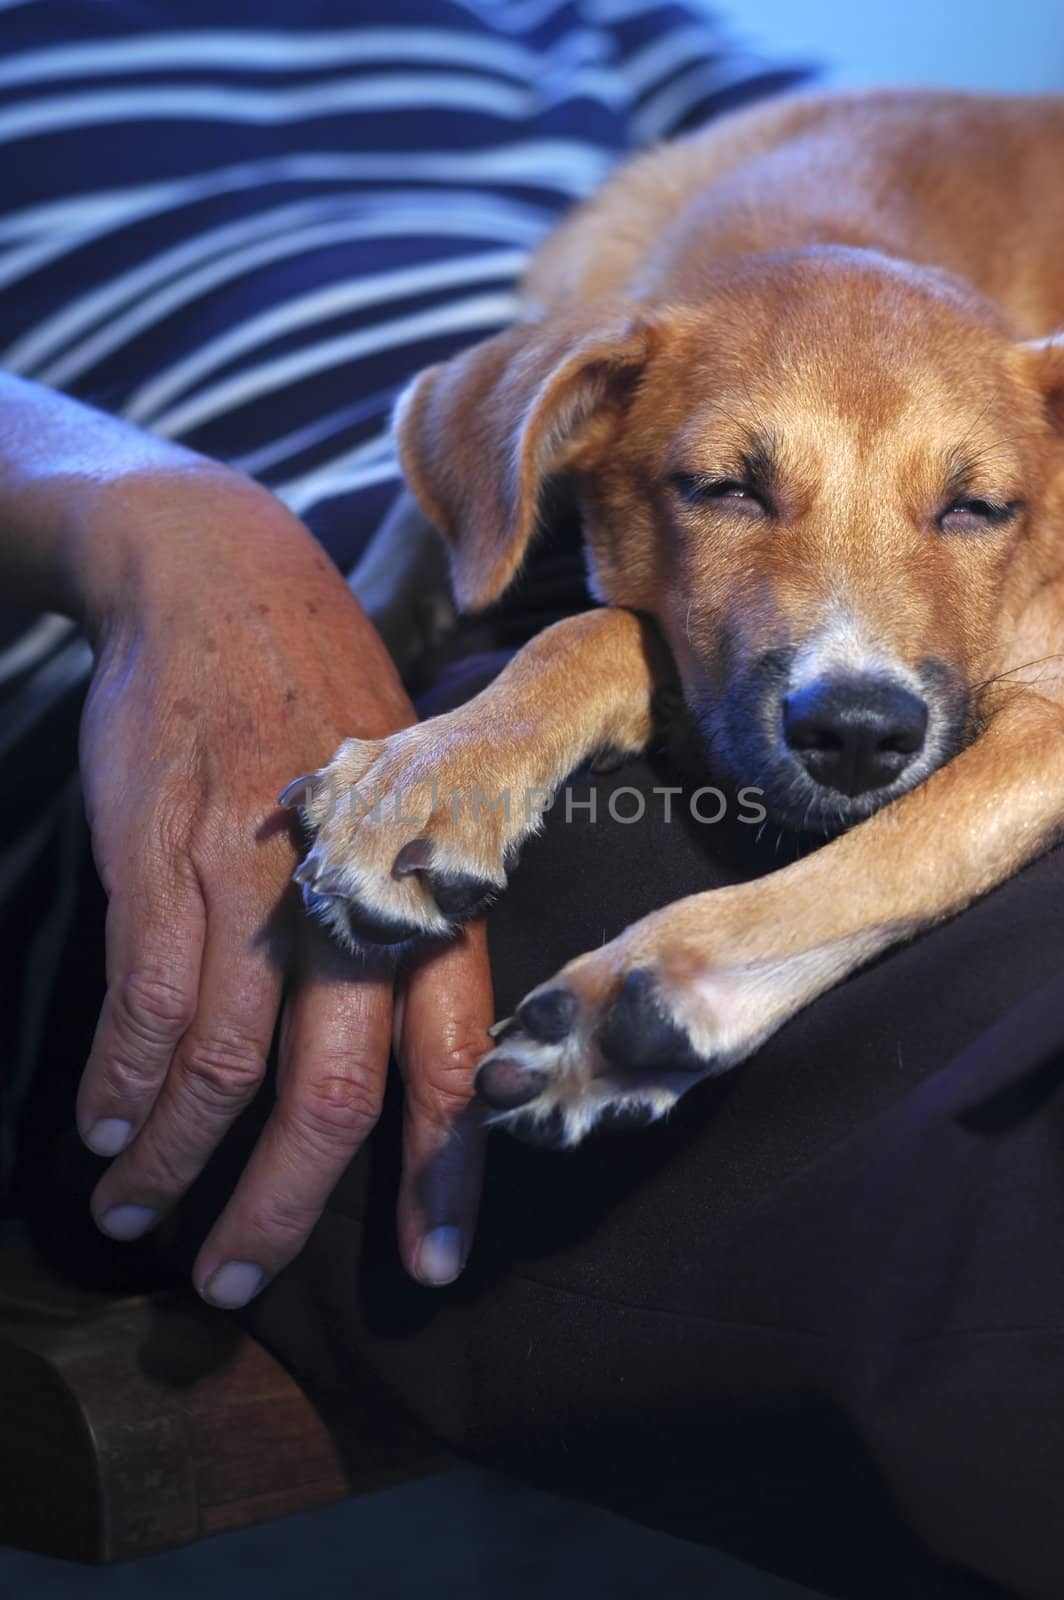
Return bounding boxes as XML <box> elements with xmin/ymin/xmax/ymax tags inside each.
<box><xmin>734</xmin><ymin>0</ymin><xmax>1064</xmax><ymax>93</ymax></box>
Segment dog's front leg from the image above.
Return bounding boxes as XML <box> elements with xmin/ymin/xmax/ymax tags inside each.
<box><xmin>287</xmin><ymin>607</ymin><xmax>666</xmax><ymax>948</ymax></box>
<box><xmin>477</xmin><ymin>691</ymin><xmax>1064</xmax><ymax>1142</ymax></box>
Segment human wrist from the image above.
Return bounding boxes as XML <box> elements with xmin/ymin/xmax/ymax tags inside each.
<box><xmin>67</xmin><ymin>459</ymin><xmax>285</xmax><ymax>639</ymax></box>
<box><xmin>72</xmin><ymin>461</ymin><xmax>416</xmax><ymax>737</ymax></box>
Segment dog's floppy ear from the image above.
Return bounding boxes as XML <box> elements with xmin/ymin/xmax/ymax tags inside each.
<box><xmin>1015</xmin><ymin>330</ymin><xmax>1064</xmax><ymax>434</ymax></box>
<box><xmin>395</xmin><ymin>307</ymin><xmax>653</xmax><ymax>611</ymax></box>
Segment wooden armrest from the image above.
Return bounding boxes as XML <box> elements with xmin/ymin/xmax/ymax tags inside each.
<box><xmin>0</xmin><ymin>1241</ymin><xmax>442</xmax><ymax>1564</ymax></box>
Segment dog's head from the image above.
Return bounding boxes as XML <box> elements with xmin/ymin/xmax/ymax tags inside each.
<box><xmin>398</xmin><ymin>247</ymin><xmax>1064</xmax><ymax>831</ymax></box>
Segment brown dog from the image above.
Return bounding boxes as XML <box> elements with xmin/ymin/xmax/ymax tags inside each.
<box><xmin>286</xmin><ymin>89</ymin><xmax>1064</xmax><ymax>1144</ymax></box>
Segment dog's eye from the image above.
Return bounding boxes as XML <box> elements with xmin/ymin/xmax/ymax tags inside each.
<box><xmin>938</xmin><ymin>496</ymin><xmax>1021</xmax><ymax>534</ymax></box>
<box><xmin>669</xmin><ymin>473</ymin><xmax>767</xmax><ymax>514</ymax></box>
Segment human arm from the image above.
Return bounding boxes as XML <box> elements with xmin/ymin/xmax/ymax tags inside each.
<box><xmin>0</xmin><ymin>373</ymin><xmax>491</xmax><ymax>1298</ymax></box>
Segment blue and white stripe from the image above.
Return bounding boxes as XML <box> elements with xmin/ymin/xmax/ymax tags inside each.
<box><xmin>0</xmin><ymin>0</ymin><xmax>809</xmax><ymax>1189</ymax></box>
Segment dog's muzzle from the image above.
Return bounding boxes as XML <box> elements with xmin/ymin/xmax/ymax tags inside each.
<box><xmin>698</xmin><ymin>649</ymin><xmax>969</xmax><ymax>834</ymax></box>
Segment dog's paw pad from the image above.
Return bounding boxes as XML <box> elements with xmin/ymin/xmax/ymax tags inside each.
<box><xmin>298</xmin><ymin>878</ymin><xmax>421</xmax><ymax>948</ymax></box>
<box><xmin>475</xmin><ymin>1057</ymin><xmax>550</xmax><ymax>1110</ymax></box>
<box><xmin>597</xmin><ymin>969</ymin><xmax>709</xmax><ymax>1075</ymax></box>
<box><xmin>343</xmin><ymin>900</ymin><xmax>425</xmax><ymax>947</ymax></box>
<box><xmin>428</xmin><ymin>870</ymin><xmax>499</xmax><ymax>921</ymax></box>
<box><xmin>516</xmin><ymin>988</ymin><xmax>578</xmax><ymax>1042</ymax></box>
<box><xmin>473</xmin><ymin>964</ymin><xmax>714</xmax><ymax>1143</ymax></box>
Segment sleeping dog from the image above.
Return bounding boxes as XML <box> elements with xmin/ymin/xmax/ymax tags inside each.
<box><xmin>284</xmin><ymin>89</ymin><xmax>1064</xmax><ymax>1144</ymax></box>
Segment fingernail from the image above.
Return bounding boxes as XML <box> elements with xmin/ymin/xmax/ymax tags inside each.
<box><xmin>84</xmin><ymin>1118</ymin><xmax>133</xmax><ymax>1157</ymax></box>
<box><xmin>200</xmin><ymin>1261</ymin><xmax>265</xmax><ymax>1310</ymax></box>
<box><xmin>96</xmin><ymin>1203</ymin><xmax>158</xmax><ymax>1241</ymax></box>
<box><xmin>414</xmin><ymin>1226</ymin><xmax>466</xmax><ymax>1287</ymax></box>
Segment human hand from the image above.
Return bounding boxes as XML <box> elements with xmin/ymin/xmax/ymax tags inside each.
<box><xmin>72</xmin><ymin>464</ymin><xmax>491</xmax><ymax>1302</ymax></box>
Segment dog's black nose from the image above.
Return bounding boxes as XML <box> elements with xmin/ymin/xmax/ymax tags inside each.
<box><xmin>783</xmin><ymin>677</ymin><xmax>928</xmax><ymax>796</ymax></box>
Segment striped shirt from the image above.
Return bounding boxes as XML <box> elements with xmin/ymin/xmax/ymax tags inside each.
<box><xmin>0</xmin><ymin>0</ymin><xmax>809</xmax><ymax>1199</ymax></box>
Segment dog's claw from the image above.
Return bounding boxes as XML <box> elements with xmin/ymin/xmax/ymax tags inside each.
<box><xmin>394</xmin><ymin>837</ymin><xmax>435</xmax><ymax>877</ymax></box>
<box><xmin>279</xmin><ymin>774</ymin><xmax>319</xmax><ymax>808</ymax></box>
<box><xmin>392</xmin><ymin>840</ymin><xmax>498</xmax><ymax>922</ymax></box>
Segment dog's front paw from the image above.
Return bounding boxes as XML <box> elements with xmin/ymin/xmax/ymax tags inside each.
<box><xmin>475</xmin><ymin>891</ymin><xmax>845</xmax><ymax>1144</ymax></box>
<box><xmin>281</xmin><ymin>721</ymin><xmax>535</xmax><ymax>950</ymax></box>
<box><xmin>473</xmin><ymin>939</ymin><xmax>742</xmax><ymax>1145</ymax></box>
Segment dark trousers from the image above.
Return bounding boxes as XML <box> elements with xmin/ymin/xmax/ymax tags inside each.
<box><xmin>241</xmin><ymin>700</ymin><xmax>1064</xmax><ymax>1600</ymax></box>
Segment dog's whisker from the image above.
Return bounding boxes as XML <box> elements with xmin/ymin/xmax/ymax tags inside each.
<box><xmin>972</xmin><ymin>652</ymin><xmax>1064</xmax><ymax>693</ymax></box>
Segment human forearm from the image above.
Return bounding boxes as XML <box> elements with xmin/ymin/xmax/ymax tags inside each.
<box><xmin>0</xmin><ymin>365</ymin><xmax>493</xmax><ymax>1295</ymax></box>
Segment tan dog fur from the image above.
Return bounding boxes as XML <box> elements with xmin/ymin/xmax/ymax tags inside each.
<box><xmin>292</xmin><ymin>90</ymin><xmax>1064</xmax><ymax>1142</ymax></box>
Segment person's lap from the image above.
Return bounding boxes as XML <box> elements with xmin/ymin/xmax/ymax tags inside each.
<box><xmin>11</xmin><ymin>488</ymin><xmax>1063</xmax><ymax>1593</ymax></box>
<box><xmin>229</xmin><ymin>715</ymin><xmax>1064</xmax><ymax>1599</ymax></box>
<box><xmin>13</xmin><ymin>566</ymin><xmax>1064</xmax><ymax>1596</ymax></box>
